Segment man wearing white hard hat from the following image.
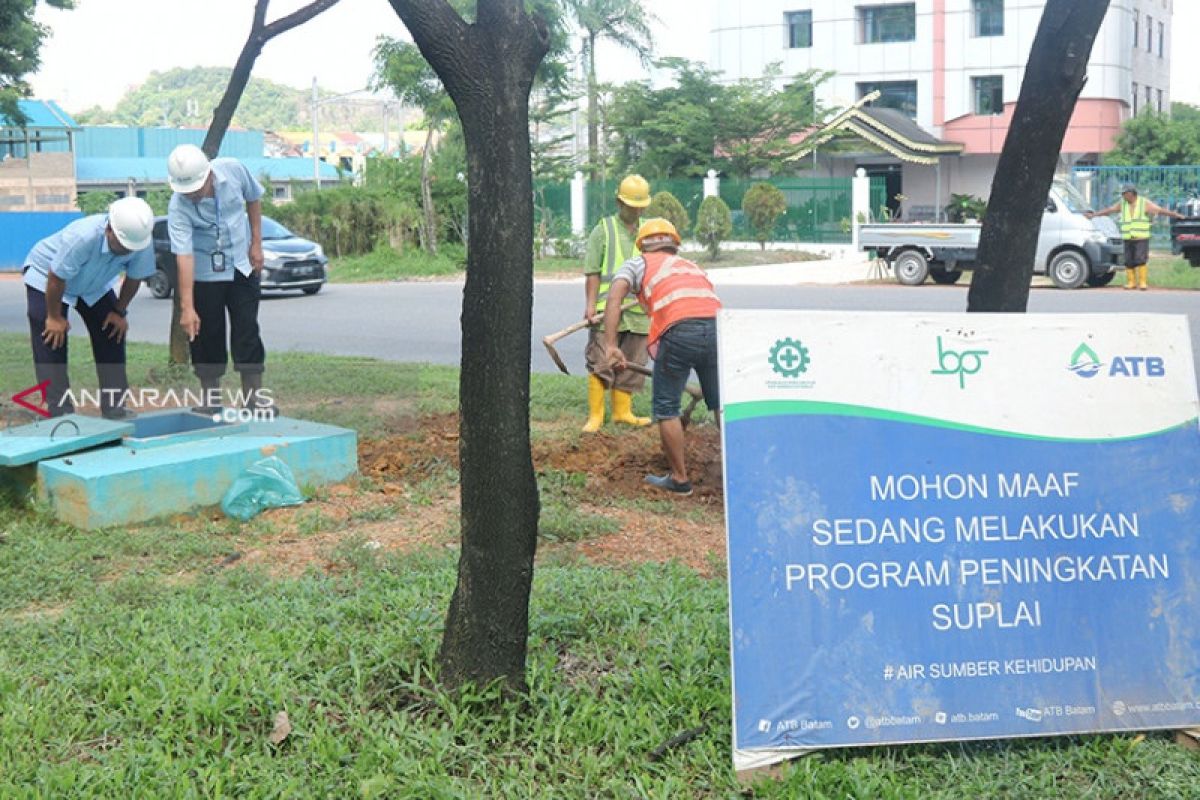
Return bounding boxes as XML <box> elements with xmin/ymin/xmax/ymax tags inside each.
<box><xmin>22</xmin><ymin>196</ymin><xmax>156</xmax><ymax>419</ymax></box>
<box><xmin>165</xmin><ymin>144</ymin><xmax>267</xmax><ymax>413</ymax></box>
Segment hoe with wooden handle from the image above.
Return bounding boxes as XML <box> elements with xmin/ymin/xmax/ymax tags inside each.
<box><xmin>542</xmin><ymin>303</ymin><xmax>705</xmax><ymax>426</ymax></box>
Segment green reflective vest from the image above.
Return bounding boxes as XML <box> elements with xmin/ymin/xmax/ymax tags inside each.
<box><xmin>1121</xmin><ymin>197</ymin><xmax>1151</xmax><ymax>240</ymax></box>
<box><xmin>595</xmin><ymin>215</ymin><xmax>647</xmax><ymax>319</ymax></box>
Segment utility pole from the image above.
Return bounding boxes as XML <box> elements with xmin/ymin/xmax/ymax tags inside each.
<box><xmin>312</xmin><ymin>77</ymin><xmax>321</xmax><ymax>191</ymax></box>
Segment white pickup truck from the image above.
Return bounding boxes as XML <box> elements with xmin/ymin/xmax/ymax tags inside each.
<box><xmin>859</xmin><ymin>181</ymin><xmax>1124</xmax><ymax>289</ymax></box>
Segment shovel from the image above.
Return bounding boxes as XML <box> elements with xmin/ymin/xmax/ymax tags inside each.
<box><xmin>542</xmin><ymin>304</ymin><xmax>705</xmax><ymax>426</ymax></box>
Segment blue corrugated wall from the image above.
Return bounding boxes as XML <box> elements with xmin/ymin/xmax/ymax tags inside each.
<box><xmin>0</xmin><ymin>211</ymin><xmax>84</xmax><ymax>271</ymax></box>
<box><xmin>74</xmin><ymin>127</ymin><xmax>263</xmax><ymax>159</ymax></box>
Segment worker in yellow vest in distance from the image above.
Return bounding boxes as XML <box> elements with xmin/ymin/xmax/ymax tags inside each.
<box><xmin>1087</xmin><ymin>184</ymin><xmax>1184</xmax><ymax>290</ymax></box>
<box><xmin>581</xmin><ymin>174</ymin><xmax>653</xmax><ymax>432</ymax></box>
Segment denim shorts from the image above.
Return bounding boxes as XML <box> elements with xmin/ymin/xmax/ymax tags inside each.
<box><xmin>651</xmin><ymin>317</ymin><xmax>720</xmax><ymax>420</ymax></box>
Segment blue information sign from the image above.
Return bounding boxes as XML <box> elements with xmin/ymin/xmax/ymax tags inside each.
<box><xmin>719</xmin><ymin>311</ymin><xmax>1200</xmax><ymax>771</ymax></box>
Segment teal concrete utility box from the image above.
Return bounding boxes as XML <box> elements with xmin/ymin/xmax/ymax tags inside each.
<box><xmin>0</xmin><ymin>410</ymin><xmax>356</xmax><ymax>529</ymax></box>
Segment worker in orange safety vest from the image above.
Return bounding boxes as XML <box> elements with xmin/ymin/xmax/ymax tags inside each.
<box><xmin>601</xmin><ymin>218</ymin><xmax>722</xmax><ymax>496</ymax></box>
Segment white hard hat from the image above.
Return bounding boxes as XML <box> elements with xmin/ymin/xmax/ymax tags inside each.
<box><xmin>108</xmin><ymin>197</ymin><xmax>154</xmax><ymax>251</ymax></box>
<box><xmin>167</xmin><ymin>144</ymin><xmax>212</xmax><ymax>193</ymax></box>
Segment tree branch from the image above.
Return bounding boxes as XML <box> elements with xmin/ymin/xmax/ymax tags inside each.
<box><xmin>262</xmin><ymin>0</ymin><xmax>343</xmax><ymax>39</ymax></box>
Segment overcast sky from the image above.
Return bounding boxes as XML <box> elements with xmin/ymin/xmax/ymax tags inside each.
<box><xmin>28</xmin><ymin>0</ymin><xmax>1200</xmax><ymax>113</ymax></box>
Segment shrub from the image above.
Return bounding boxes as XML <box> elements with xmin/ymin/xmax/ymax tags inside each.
<box><xmin>270</xmin><ymin>187</ymin><xmax>420</xmax><ymax>257</ymax></box>
<box><xmin>695</xmin><ymin>195</ymin><xmax>733</xmax><ymax>259</ymax></box>
<box><xmin>742</xmin><ymin>182</ymin><xmax>788</xmax><ymax>250</ymax></box>
<box><xmin>76</xmin><ymin>191</ymin><xmax>118</xmax><ymax>214</ymax></box>
<box><xmin>646</xmin><ymin>191</ymin><xmax>691</xmax><ymax>236</ymax></box>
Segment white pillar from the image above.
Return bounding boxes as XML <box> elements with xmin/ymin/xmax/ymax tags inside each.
<box><xmin>852</xmin><ymin>167</ymin><xmax>871</xmax><ymax>251</ymax></box>
<box><xmin>703</xmin><ymin>169</ymin><xmax>720</xmax><ymax>199</ymax></box>
<box><xmin>570</xmin><ymin>171</ymin><xmax>586</xmax><ymax>235</ymax></box>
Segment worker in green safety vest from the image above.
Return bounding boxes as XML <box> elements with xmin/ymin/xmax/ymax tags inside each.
<box><xmin>580</xmin><ymin>175</ymin><xmax>653</xmax><ymax>433</ymax></box>
<box><xmin>1087</xmin><ymin>184</ymin><xmax>1184</xmax><ymax>290</ymax></box>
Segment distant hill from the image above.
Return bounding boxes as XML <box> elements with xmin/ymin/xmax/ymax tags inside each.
<box><xmin>72</xmin><ymin>67</ymin><xmax>393</xmax><ymax>132</ymax></box>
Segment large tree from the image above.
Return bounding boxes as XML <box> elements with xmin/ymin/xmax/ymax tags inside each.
<box><xmin>967</xmin><ymin>0</ymin><xmax>1111</xmax><ymax>312</ymax></box>
<box><xmin>1104</xmin><ymin>103</ymin><xmax>1200</xmax><ymax>167</ymax></box>
<box><xmin>564</xmin><ymin>0</ymin><xmax>655</xmax><ymax>181</ymax></box>
<box><xmin>373</xmin><ymin>37</ymin><xmax>455</xmax><ymax>256</ymax></box>
<box><xmin>0</xmin><ymin>0</ymin><xmax>73</xmax><ymax>124</ymax></box>
<box><xmin>607</xmin><ymin>59</ymin><xmax>826</xmax><ymax>179</ymax></box>
<box><xmin>386</xmin><ymin>0</ymin><xmax>550</xmax><ymax>689</ymax></box>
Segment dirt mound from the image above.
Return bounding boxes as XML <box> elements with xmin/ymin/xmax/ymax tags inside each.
<box><xmin>359</xmin><ymin>413</ymin><xmax>460</xmax><ymax>482</ymax></box>
<box><xmin>359</xmin><ymin>415</ymin><xmax>723</xmax><ymax>501</ymax></box>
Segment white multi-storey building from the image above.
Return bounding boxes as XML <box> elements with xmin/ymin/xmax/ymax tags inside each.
<box><xmin>710</xmin><ymin>0</ymin><xmax>1173</xmax><ymax>215</ymax></box>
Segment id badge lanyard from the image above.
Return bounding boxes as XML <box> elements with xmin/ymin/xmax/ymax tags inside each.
<box><xmin>211</xmin><ymin>193</ymin><xmax>227</xmax><ymax>272</ymax></box>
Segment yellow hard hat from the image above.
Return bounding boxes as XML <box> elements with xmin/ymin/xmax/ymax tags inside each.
<box><xmin>635</xmin><ymin>218</ymin><xmax>681</xmax><ymax>251</ymax></box>
<box><xmin>617</xmin><ymin>174</ymin><xmax>652</xmax><ymax>208</ymax></box>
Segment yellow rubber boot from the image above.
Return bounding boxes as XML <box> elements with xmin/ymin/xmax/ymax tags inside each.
<box><xmin>1138</xmin><ymin>265</ymin><xmax>1149</xmax><ymax>290</ymax></box>
<box><xmin>611</xmin><ymin>389</ymin><xmax>651</xmax><ymax>427</ymax></box>
<box><xmin>581</xmin><ymin>374</ymin><xmax>606</xmax><ymax>433</ymax></box>
<box><xmin>1124</xmin><ymin>267</ymin><xmax>1136</xmax><ymax>290</ymax></box>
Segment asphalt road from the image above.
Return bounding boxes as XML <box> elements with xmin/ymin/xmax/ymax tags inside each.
<box><xmin>1</xmin><ymin>277</ymin><xmax>1198</xmax><ymax>376</ymax></box>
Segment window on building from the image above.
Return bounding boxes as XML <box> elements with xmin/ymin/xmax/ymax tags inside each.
<box><xmin>36</xmin><ymin>193</ymin><xmax>70</xmax><ymax>206</ymax></box>
<box><xmin>1133</xmin><ymin>10</ymin><xmax>1139</xmax><ymax>49</ymax></box>
<box><xmin>1146</xmin><ymin>15</ymin><xmax>1153</xmax><ymax>51</ymax></box>
<box><xmin>1158</xmin><ymin>21</ymin><xmax>1164</xmax><ymax>57</ymax></box>
<box><xmin>1157</xmin><ymin>89</ymin><xmax>1164</xmax><ymax>113</ymax></box>
<box><xmin>973</xmin><ymin>0</ymin><xmax>1003</xmax><ymax>37</ymax></box>
<box><xmin>973</xmin><ymin>76</ymin><xmax>1004</xmax><ymax>115</ymax></box>
<box><xmin>1132</xmin><ymin>81</ymin><xmax>1139</xmax><ymax>114</ymax></box>
<box><xmin>1145</xmin><ymin>85</ymin><xmax>1152</xmax><ymax>112</ymax></box>
<box><xmin>859</xmin><ymin>4</ymin><xmax>915</xmax><ymax>43</ymax></box>
<box><xmin>785</xmin><ymin>10</ymin><xmax>813</xmax><ymax>48</ymax></box>
<box><xmin>858</xmin><ymin>80</ymin><xmax>918</xmax><ymax>118</ymax></box>
<box><xmin>273</xmin><ymin>185</ymin><xmax>289</xmax><ymax>200</ymax></box>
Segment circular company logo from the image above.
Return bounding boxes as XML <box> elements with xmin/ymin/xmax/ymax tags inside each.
<box><xmin>846</xmin><ymin>715</ymin><xmax>861</xmax><ymax>730</ymax></box>
<box><xmin>1111</xmin><ymin>701</ymin><xmax>1127</xmax><ymax>717</ymax></box>
<box><xmin>769</xmin><ymin>337</ymin><xmax>811</xmax><ymax>378</ymax></box>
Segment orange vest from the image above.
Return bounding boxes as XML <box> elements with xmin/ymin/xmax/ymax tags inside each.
<box><xmin>637</xmin><ymin>251</ymin><xmax>722</xmax><ymax>349</ymax></box>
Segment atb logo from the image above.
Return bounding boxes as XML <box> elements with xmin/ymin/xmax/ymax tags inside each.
<box><xmin>931</xmin><ymin>336</ymin><xmax>988</xmax><ymax>389</ymax></box>
<box><xmin>1068</xmin><ymin>343</ymin><xmax>1103</xmax><ymax>378</ymax></box>
<box><xmin>1067</xmin><ymin>341</ymin><xmax>1165</xmax><ymax>379</ymax></box>
<box><xmin>769</xmin><ymin>337</ymin><xmax>810</xmax><ymax>378</ymax></box>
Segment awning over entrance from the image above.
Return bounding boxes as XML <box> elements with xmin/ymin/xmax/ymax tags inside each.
<box><xmin>790</xmin><ymin>95</ymin><xmax>964</xmax><ymax>166</ymax></box>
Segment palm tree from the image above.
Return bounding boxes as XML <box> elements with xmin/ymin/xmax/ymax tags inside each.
<box><xmin>565</xmin><ymin>0</ymin><xmax>657</xmax><ymax>181</ymax></box>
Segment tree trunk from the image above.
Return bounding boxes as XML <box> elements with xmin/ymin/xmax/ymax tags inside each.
<box><xmin>420</xmin><ymin>124</ymin><xmax>438</xmax><ymax>256</ymax></box>
<box><xmin>966</xmin><ymin>0</ymin><xmax>1110</xmax><ymax>312</ymax></box>
<box><xmin>586</xmin><ymin>33</ymin><xmax>599</xmax><ymax>182</ymax></box>
<box><xmin>201</xmin><ymin>0</ymin><xmax>342</xmax><ymax>158</ymax></box>
<box><xmin>387</xmin><ymin>0</ymin><xmax>549</xmax><ymax>691</ymax></box>
<box><xmin>169</xmin><ymin>294</ymin><xmax>190</xmax><ymax>366</ymax></box>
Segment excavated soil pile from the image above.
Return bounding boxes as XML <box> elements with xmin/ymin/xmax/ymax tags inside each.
<box><xmin>359</xmin><ymin>415</ymin><xmax>724</xmax><ymax>501</ymax></box>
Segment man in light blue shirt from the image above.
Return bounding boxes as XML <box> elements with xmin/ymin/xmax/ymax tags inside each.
<box><xmin>166</xmin><ymin>144</ymin><xmax>266</xmax><ymax>413</ymax></box>
<box><xmin>23</xmin><ymin>197</ymin><xmax>155</xmax><ymax>418</ymax></box>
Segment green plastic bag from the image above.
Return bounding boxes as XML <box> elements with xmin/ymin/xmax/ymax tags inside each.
<box><xmin>221</xmin><ymin>456</ymin><xmax>305</xmax><ymax>521</ymax></box>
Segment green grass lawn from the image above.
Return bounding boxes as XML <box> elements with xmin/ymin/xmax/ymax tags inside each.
<box><xmin>1148</xmin><ymin>254</ymin><xmax>1200</xmax><ymax>289</ymax></box>
<box><xmin>2</xmin><ymin>336</ymin><xmax>1198</xmax><ymax>796</ymax></box>
<box><xmin>330</xmin><ymin>246</ymin><xmax>821</xmax><ymax>282</ymax></box>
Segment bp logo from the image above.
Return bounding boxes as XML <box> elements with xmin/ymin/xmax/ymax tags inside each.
<box><xmin>1067</xmin><ymin>343</ymin><xmax>1103</xmax><ymax>378</ymax></box>
<box><xmin>769</xmin><ymin>338</ymin><xmax>810</xmax><ymax>378</ymax></box>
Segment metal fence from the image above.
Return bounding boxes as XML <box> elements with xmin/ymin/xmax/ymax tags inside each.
<box><xmin>536</xmin><ymin>176</ymin><xmax>885</xmax><ymax>245</ymax></box>
<box><xmin>1070</xmin><ymin>165</ymin><xmax>1200</xmax><ymax>249</ymax></box>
